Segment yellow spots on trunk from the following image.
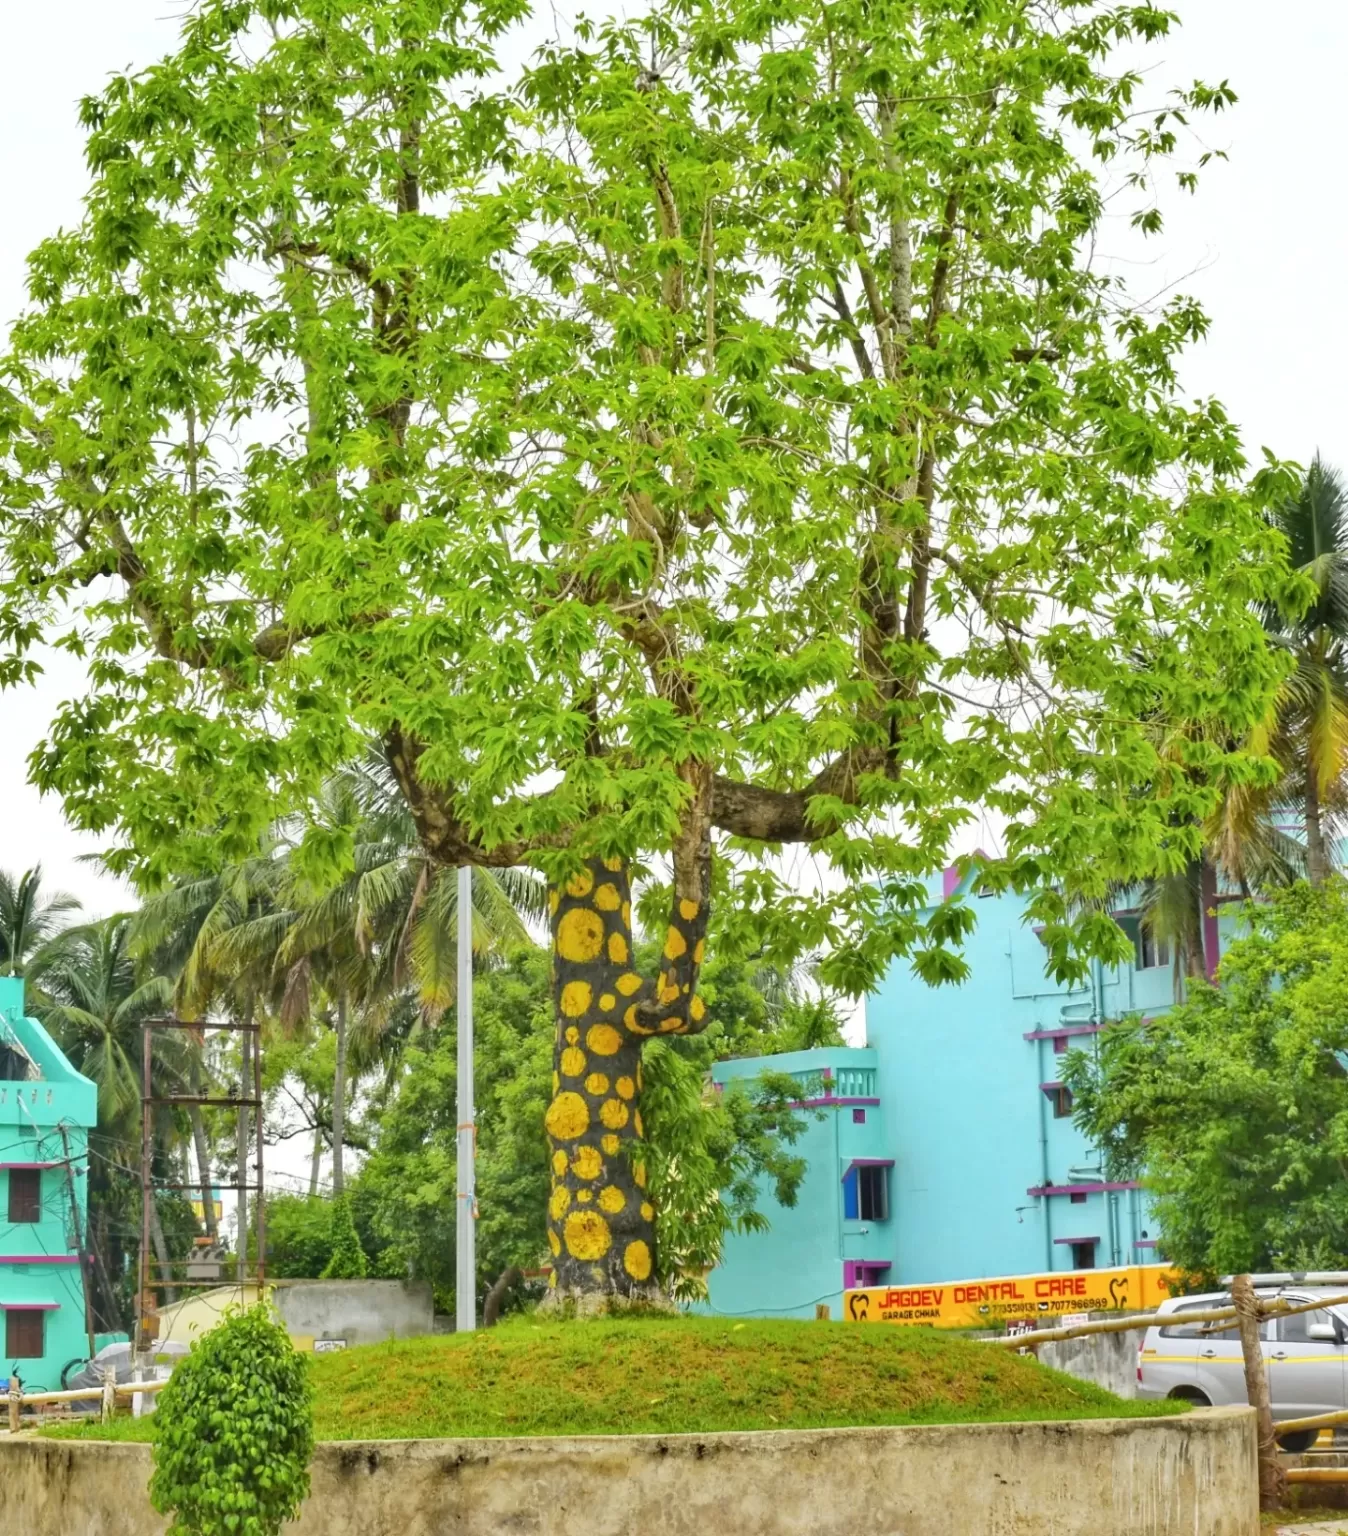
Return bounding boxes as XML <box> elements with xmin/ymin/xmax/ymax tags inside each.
<box><xmin>549</xmin><ymin>1185</ymin><xmax>571</xmax><ymax>1220</ymax></box>
<box><xmin>616</xmin><ymin>1076</ymin><xmax>635</xmax><ymax>1100</ymax></box>
<box><xmin>564</xmin><ymin>1209</ymin><xmax>611</xmax><ymax>1260</ymax></box>
<box><xmin>659</xmin><ymin>980</ymin><xmax>680</xmax><ymax>1004</ymax></box>
<box><xmin>624</xmin><ymin>1240</ymin><xmax>652</xmax><ymax>1282</ymax></box>
<box><xmin>551</xmin><ymin>1072</ymin><xmax>560</xmax><ymax>1094</ymax></box>
<box><xmin>622</xmin><ymin>902</ymin><xmax>631</xmax><ymax>926</ymax></box>
<box><xmin>694</xmin><ymin>939</ymin><xmax>705</xmax><ymax>965</ymax></box>
<box><xmin>585</xmin><ymin>1072</ymin><xmax>610</xmax><ymax>1097</ymax></box>
<box><xmin>634</xmin><ymin>1162</ymin><xmax>648</xmax><ymax>1189</ymax></box>
<box><xmin>640</xmin><ymin>1202</ymin><xmax>654</xmax><ymax>1222</ymax></box>
<box><xmin>690</xmin><ymin>995</ymin><xmax>706</xmax><ymax>1023</ymax></box>
<box><xmin>571</xmin><ymin>1145</ymin><xmax>601</xmax><ymax>1180</ymax></box>
<box><xmin>566</xmin><ymin>869</ymin><xmax>594</xmax><ymax>899</ymax></box>
<box><xmin>634</xmin><ymin>1110</ymin><xmax>644</xmax><ymax>1138</ymax></box>
<box><xmin>664</xmin><ymin>927</ymin><xmax>687</xmax><ymax>960</ymax></box>
<box><xmin>560</xmin><ymin>980</ymin><xmax>593</xmax><ymax>1018</ymax></box>
<box><xmin>557</xmin><ymin>907</ymin><xmax>604</xmax><ymax>963</ymax></box>
<box><xmin>608</xmin><ymin>931</ymin><xmax>629</xmax><ymax>965</ymax></box>
<box><xmin>548</xmin><ymin>889</ymin><xmax>560</xmax><ymax>915</ymax></box>
<box><xmin>560</xmin><ymin>1046</ymin><xmax>586</xmax><ymax>1078</ymax></box>
<box><xmin>549</xmin><ymin>1269</ymin><xmax>557</xmax><ymax>1287</ymax></box>
<box><xmin>603</xmin><ymin>856</ymin><xmax>623</xmax><ymax>872</ymax></box>
<box><xmin>601</xmin><ymin>1134</ymin><xmax>620</xmax><ymax>1156</ymax></box>
<box><xmin>599</xmin><ymin>993</ymin><xmax>616</xmax><ymax>1012</ymax></box>
<box><xmin>598</xmin><ymin>1186</ymin><xmax>625</xmax><ymax>1214</ymax></box>
<box><xmin>616</xmin><ymin>972</ymin><xmax>643</xmax><ymax>996</ymax></box>
<box><xmin>660</xmin><ymin>1017</ymin><xmax>683</xmax><ymax>1033</ymax></box>
<box><xmin>595</xmin><ymin>883</ymin><xmax>621</xmax><ymax>912</ymax></box>
<box><xmin>679</xmin><ymin>898</ymin><xmax>699</xmax><ymax>922</ymax></box>
<box><xmin>636</xmin><ymin>1062</ymin><xmax>644</xmax><ymax>1090</ymax></box>
<box><xmin>551</xmin><ymin>1149</ymin><xmax>568</xmax><ymax>1176</ymax></box>
<box><xmin>545</xmin><ymin>1092</ymin><xmax>589</xmax><ymax>1141</ymax></box>
<box><xmin>586</xmin><ymin>1023</ymin><xmax>622</xmax><ymax>1056</ymax></box>
<box><xmin>625</xmin><ymin>1005</ymin><xmax>652</xmax><ymax>1035</ymax></box>
<box><xmin>565</xmin><ymin>1026</ymin><xmax>580</xmax><ymax>1045</ymax></box>
<box><xmin>576</xmin><ymin>1188</ymin><xmax>593</xmax><ymax>1203</ymax></box>
<box><xmin>548</xmin><ymin>1228</ymin><xmax>561</xmax><ymax>1257</ymax></box>
<box><xmin>600</xmin><ymin>1098</ymin><xmax>630</xmax><ymax>1131</ymax></box>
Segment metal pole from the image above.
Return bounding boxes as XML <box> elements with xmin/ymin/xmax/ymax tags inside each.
<box><xmin>139</xmin><ymin>1024</ymin><xmax>152</xmax><ymax>1358</ymax></box>
<box><xmin>455</xmin><ymin>864</ymin><xmax>476</xmax><ymax>1333</ymax></box>
<box><xmin>254</xmin><ymin>1022</ymin><xmax>266</xmax><ymax>1292</ymax></box>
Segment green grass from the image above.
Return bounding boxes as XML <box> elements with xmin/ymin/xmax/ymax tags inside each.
<box><xmin>43</xmin><ymin>1313</ymin><xmax>1184</xmax><ymax>1444</ymax></box>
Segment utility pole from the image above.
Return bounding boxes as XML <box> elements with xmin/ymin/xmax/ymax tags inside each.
<box><xmin>455</xmin><ymin>864</ymin><xmax>476</xmax><ymax>1333</ymax></box>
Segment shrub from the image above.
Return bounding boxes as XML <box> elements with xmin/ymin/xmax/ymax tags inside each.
<box><xmin>149</xmin><ymin>1302</ymin><xmax>314</xmax><ymax>1536</ymax></box>
<box><xmin>321</xmin><ymin>1194</ymin><xmax>368</xmax><ymax>1279</ymax></box>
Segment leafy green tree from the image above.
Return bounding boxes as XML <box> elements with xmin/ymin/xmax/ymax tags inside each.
<box><xmin>0</xmin><ymin>866</ymin><xmax>80</xmax><ymax>978</ymax></box>
<box><xmin>0</xmin><ymin>0</ymin><xmax>1301</xmax><ymax>1300</ymax></box>
<box><xmin>259</xmin><ymin>1193</ymin><xmax>336</xmax><ymax>1279</ymax></box>
<box><xmin>150</xmin><ymin>1303</ymin><xmax>314</xmax><ymax>1536</ymax></box>
<box><xmin>1064</xmin><ymin>880</ymin><xmax>1348</xmax><ymax>1278</ymax></box>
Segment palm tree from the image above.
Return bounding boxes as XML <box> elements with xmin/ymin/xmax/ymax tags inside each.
<box><xmin>199</xmin><ymin>748</ymin><xmax>547</xmax><ymax>1199</ymax></box>
<box><xmin>34</xmin><ymin>915</ymin><xmax>185</xmax><ymax>1321</ymax></box>
<box><xmin>1255</xmin><ymin>454</ymin><xmax>1348</xmax><ymax>885</ymax></box>
<box><xmin>0</xmin><ymin>866</ymin><xmax>81</xmax><ymax>976</ymax></box>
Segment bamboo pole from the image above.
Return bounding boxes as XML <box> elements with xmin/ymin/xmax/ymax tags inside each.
<box><xmin>1272</xmin><ymin>1405</ymin><xmax>1348</xmax><ymax>1436</ymax></box>
<box><xmin>1286</xmin><ymin>1469</ymin><xmax>1348</xmax><ymax>1485</ymax></box>
<box><xmin>15</xmin><ymin>1388</ymin><xmax>105</xmax><ymax>1408</ymax></box>
<box><xmin>1234</xmin><ymin>1273</ymin><xmax>1285</xmax><ymax>1510</ymax></box>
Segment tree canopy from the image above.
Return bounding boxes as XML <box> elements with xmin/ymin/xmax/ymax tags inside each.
<box><xmin>0</xmin><ymin>0</ymin><xmax>1298</xmax><ymax>981</ymax></box>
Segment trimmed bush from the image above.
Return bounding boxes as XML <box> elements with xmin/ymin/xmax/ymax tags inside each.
<box><xmin>149</xmin><ymin>1302</ymin><xmax>314</xmax><ymax>1536</ymax></box>
<box><xmin>321</xmin><ymin>1194</ymin><xmax>368</xmax><ymax>1278</ymax></box>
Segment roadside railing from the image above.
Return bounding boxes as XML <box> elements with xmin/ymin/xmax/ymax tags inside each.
<box><xmin>985</xmin><ymin>1276</ymin><xmax>1348</xmax><ymax>1509</ymax></box>
<box><xmin>6</xmin><ymin>1372</ymin><xmax>170</xmax><ymax>1432</ymax></box>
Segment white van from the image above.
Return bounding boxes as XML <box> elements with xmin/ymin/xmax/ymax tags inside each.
<box><xmin>1137</xmin><ymin>1278</ymin><xmax>1348</xmax><ymax>1452</ymax></box>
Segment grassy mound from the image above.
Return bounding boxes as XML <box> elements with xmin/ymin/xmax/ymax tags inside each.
<box><xmin>45</xmin><ymin>1314</ymin><xmax>1181</xmax><ymax>1443</ymax></box>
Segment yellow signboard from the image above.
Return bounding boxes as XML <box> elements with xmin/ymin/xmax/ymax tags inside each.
<box><xmin>843</xmin><ymin>1263</ymin><xmax>1177</xmax><ymax>1328</ymax></box>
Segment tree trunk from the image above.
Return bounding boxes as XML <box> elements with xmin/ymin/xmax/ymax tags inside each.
<box><xmin>1307</xmin><ymin>771</ymin><xmax>1329</xmax><ymax>886</ymax></box>
<box><xmin>544</xmin><ymin>858</ymin><xmax>708</xmax><ymax>1305</ymax></box>
<box><xmin>236</xmin><ymin>1016</ymin><xmax>251</xmax><ymax>1283</ymax></box>
<box><xmin>483</xmin><ymin>1266</ymin><xmax>522</xmax><ymax>1328</ymax></box>
<box><xmin>1233</xmin><ymin>1273</ymin><xmax>1285</xmax><ymax>1511</ymax></box>
<box><xmin>332</xmin><ymin>993</ymin><xmax>348</xmax><ymax>1198</ymax></box>
<box><xmin>310</xmin><ymin>1118</ymin><xmax>324</xmax><ymax>1198</ymax></box>
<box><xmin>148</xmin><ymin>1194</ymin><xmax>178</xmax><ymax>1306</ymax></box>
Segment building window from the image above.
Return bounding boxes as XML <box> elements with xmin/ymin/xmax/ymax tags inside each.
<box><xmin>5</xmin><ymin>1308</ymin><xmax>44</xmax><ymax>1359</ymax></box>
<box><xmin>1136</xmin><ymin>928</ymin><xmax>1170</xmax><ymax>971</ymax></box>
<box><xmin>1068</xmin><ymin>1241</ymin><xmax>1097</xmax><ymax>1270</ymax></box>
<box><xmin>1070</xmin><ymin>1191</ymin><xmax>1087</xmax><ymax>1204</ymax></box>
<box><xmin>7</xmin><ymin>1167</ymin><xmax>41</xmax><ymax>1224</ymax></box>
<box><xmin>843</xmin><ymin>1164</ymin><xmax>891</xmax><ymax>1221</ymax></box>
<box><xmin>852</xmin><ymin>1108</ymin><xmax>866</xmax><ymax>1124</ymax></box>
<box><xmin>1051</xmin><ymin>1086</ymin><xmax>1073</xmax><ymax>1119</ymax></box>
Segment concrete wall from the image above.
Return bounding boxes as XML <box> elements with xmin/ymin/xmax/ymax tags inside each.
<box><xmin>3</xmin><ymin>1409</ymin><xmax>1257</xmax><ymax>1536</ymax></box>
<box><xmin>273</xmin><ymin>1280</ymin><xmax>434</xmax><ymax>1347</ymax></box>
<box><xmin>1038</xmin><ymin>1326</ymin><xmax>1141</xmax><ymax>1399</ymax></box>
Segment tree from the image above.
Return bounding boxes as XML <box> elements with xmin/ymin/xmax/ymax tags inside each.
<box><xmin>1063</xmin><ymin>880</ymin><xmax>1348</xmax><ymax>1278</ymax></box>
<box><xmin>0</xmin><ymin>0</ymin><xmax>1301</xmax><ymax>1302</ymax></box>
<box><xmin>0</xmin><ymin>866</ymin><xmax>80</xmax><ymax>978</ymax></box>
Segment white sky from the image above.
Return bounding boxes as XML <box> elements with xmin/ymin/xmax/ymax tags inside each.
<box><xmin>1</xmin><ymin>0</ymin><xmax>1345</xmax><ymax>919</ymax></box>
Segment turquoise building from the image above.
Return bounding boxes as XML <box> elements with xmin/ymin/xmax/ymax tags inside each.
<box><xmin>0</xmin><ymin>976</ymin><xmax>98</xmax><ymax>1389</ymax></box>
<box><xmin>706</xmin><ymin>861</ymin><xmax>1231</xmax><ymax>1320</ymax></box>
